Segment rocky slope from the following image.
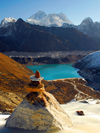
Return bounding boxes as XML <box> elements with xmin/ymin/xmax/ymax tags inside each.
<box><xmin>0</xmin><ymin>52</ymin><xmax>34</xmax><ymax>112</ymax></box>
<box><xmin>77</xmin><ymin>17</ymin><xmax>100</xmax><ymax>44</ymax></box>
<box><xmin>0</xmin><ymin>53</ymin><xmax>100</xmax><ymax>113</ymax></box>
<box><xmin>43</xmin><ymin>78</ymin><xmax>100</xmax><ymax>103</ymax></box>
<box><xmin>73</xmin><ymin>51</ymin><xmax>100</xmax><ymax>91</ymax></box>
<box><xmin>0</xmin><ymin>17</ymin><xmax>17</xmax><ymax>27</ymax></box>
<box><xmin>29</xmin><ymin>24</ymin><xmax>100</xmax><ymax>51</ymax></box>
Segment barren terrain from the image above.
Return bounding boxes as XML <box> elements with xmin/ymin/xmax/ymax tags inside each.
<box><xmin>0</xmin><ymin>52</ymin><xmax>100</xmax><ymax>113</ymax></box>
<box><xmin>3</xmin><ymin>51</ymin><xmax>94</xmax><ymax>65</ymax></box>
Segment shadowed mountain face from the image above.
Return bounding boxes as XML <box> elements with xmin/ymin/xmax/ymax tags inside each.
<box><xmin>0</xmin><ymin>18</ymin><xmax>99</xmax><ymax>52</ymax></box>
<box><xmin>0</xmin><ymin>40</ymin><xmax>8</xmax><ymax>52</ymax></box>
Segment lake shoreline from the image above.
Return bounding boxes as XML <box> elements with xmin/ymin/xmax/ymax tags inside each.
<box><xmin>27</xmin><ymin>64</ymin><xmax>80</xmax><ymax>80</ymax></box>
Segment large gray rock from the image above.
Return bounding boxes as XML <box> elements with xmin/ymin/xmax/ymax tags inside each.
<box><xmin>5</xmin><ymin>91</ymin><xmax>73</xmax><ymax>131</ymax></box>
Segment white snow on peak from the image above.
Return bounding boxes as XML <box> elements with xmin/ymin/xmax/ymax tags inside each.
<box><xmin>81</xmin><ymin>51</ymin><xmax>100</xmax><ymax>68</ymax></box>
<box><xmin>78</xmin><ymin>17</ymin><xmax>94</xmax><ymax>31</ymax></box>
<box><xmin>0</xmin><ymin>17</ymin><xmax>17</xmax><ymax>27</ymax></box>
<box><xmin>28</xmin><ymin>10</ymin><xmax>47</xmax><ymax>21</ymax></box>
<box><xmin>26</xmin><ymin>11</ymin><xmax>73</xmax><ymax>27</ymax></box>
<box><xmin>80</xmin><ymin>17</ymin><xmax>93</xmax><ymax>26</ymax></box>
<box><xmin>81</xmin><ymin>17</ymin><xmax>93</xmax><ymax>25</ymax></box>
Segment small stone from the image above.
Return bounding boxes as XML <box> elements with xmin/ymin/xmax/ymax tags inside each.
<box><xmin>76</xmin><ymin>111</ymin><xmax>84</xmax><ymax>116</ymax></box>
<box><xmin>31</xmin><ymin>81</ymin><xmax>41</xmax><ymax>85</ymax></box>
<box><xmin>35</xmin><ymin>70</ymin><xmax>40</xmax><ymax>78</ymax></box>
<box><xmin>27</xmin><ymin>83</ymin><xmax>45</xmax><ymax>93</ymax></box>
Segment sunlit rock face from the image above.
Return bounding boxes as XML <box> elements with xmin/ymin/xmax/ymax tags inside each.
<box><xmin>5</xmin><ymin>91</ymin><xmax>73</xmax><ymax>131</ymax></box>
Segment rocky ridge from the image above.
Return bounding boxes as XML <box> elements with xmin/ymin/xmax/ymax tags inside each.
<box><xmin>0</xmin><ymin>18</ymin><xmax>99</xmax><ymax>52</ymax></box>
<box><xmin>6</xmin><ymin>51</ymin><xmax>92</xmax><ymax>65</ymax></box>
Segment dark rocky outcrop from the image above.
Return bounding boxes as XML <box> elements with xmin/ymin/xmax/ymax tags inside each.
<box><xmin>73</xmin><ymin>51</ymin><xmax>100</xmax><ymax>91</ymax></box>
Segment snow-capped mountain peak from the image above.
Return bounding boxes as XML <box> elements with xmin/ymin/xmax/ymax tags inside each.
<box><xmin>0</xmin><ymin>17</ymin><xmax>17</xmax><ymax>27</ymax></box>
<box><xmin>77</xmin><ymin>17</ymin><xmax>94</xmax><ymax>33</ymax></box>
<box><xmin>26</xmin><ymin>11</ymin><xmax>73</xmax><ymax>27</ymax></box>
<box><xmin>80</xmin><ymin>17</ymin><xmax>93</xmax><ymax>26</ymax></box>
<box><xmin>28</xmin><ymin>10</ymin><xmax>47</xmax><ymax>20</ymax></box>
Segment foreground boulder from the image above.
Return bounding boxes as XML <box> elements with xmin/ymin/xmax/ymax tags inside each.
<box><xmin>5</xmin><ymin>84</ymin><xmax>73</xmax><ymax>131</ymax></box>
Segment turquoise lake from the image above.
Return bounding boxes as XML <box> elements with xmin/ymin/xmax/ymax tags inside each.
<box><xmin>27</xmin><ymin>64</ymin><xmax>80</xmax><ymax>80</ymax></box>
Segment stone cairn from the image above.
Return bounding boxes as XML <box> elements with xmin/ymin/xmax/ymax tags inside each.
<box><xmin>30</xmin><ymin>70</ymin><xmax>43</xmax><ymax>85</ymax></box>
<box><xmin>5</xmin><ymin>70</ymin><xmax>73</xmax><ymax>131</ymax></box>
<box><xmin>27</xmin><ymin>70</ymin><xmax>45</xmax><ymax>93</ymax></box>
<box><xmin>26</xmin><ymin>70</ymin><xmax>46</xmax><ymax>106</ymax></box>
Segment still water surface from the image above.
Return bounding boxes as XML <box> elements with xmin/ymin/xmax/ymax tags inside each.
<box><xmin>27</xmin><ymin>64</ymin><xmax>80</xmax><ymax>80</ymax></box>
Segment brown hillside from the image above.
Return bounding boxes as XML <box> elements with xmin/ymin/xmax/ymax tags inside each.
<box><xmin>0</xmin><ymin>53</ymin><xmax>100</xmax><ymax>113</ymax></box>
<box><xmin>0</xmin><ymin>53</ymin><xmax>34</xmax><ymax>112</ymax></box>
<box><xmin>43</xmin><ymin>78</ymin><xmax>100</xmax><ymax>104</ymax></box>
<box><xmin>0</xmin><ymin>52</ymin><xmax>34</xmax><ymax>92</ymax></box>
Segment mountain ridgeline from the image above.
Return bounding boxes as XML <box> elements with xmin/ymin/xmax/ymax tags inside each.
<box><xmin>0</xmin><ymin>18</ymin><xmax>100</xmax><ymax>52</ymax></box>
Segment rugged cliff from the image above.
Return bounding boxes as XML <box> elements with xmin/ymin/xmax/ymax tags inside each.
<box><xmin>73</xmin><ymin>51</ymin><xmax>100</xmax><ymax>91</ymax></box>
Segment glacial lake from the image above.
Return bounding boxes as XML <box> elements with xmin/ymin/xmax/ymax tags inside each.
<box><xmin>27</xmin><ymin>64</ymin><xmax>80</xmax><ymax>80</ymax></box>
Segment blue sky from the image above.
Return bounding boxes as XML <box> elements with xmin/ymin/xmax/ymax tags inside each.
<box><xmin>0</xmin><ymin>0</ymin><xmax>100</xmax><ymax>25</ymax></box>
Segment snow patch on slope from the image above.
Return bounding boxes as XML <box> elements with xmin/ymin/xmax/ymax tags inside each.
<box><xmin>0</xmin><ymin>17</ymin><xmax>17</xmax><ymax>27</ymax></box>
<box><xmin>80</xmin><ymin>51</ymin><xmax>100</xmax><ymax>68</ymax></box>
<box><xmin>78</xmin><ymin>17</ymin><xmax>94</xmax><ymax>31</ymax></box>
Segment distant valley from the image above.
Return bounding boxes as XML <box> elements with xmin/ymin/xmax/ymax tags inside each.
<box><xmin>0</xmin><ymin>52</ymin><xmax>100</xmax><ymax>113</ymax></box>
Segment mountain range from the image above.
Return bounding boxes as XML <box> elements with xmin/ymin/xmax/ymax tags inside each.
<box><xmin>0</xmin><ymin>11</ymin><xmax>100</xmax><ymax>52</ymax></box>
<box><xmin>26</xmin><ymin>10</ymin><xmax>73</xmax><ymax>27</ymax></box>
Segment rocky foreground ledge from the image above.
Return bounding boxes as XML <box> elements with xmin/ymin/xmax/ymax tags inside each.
<box><xmin>5</xmin><ymin>71</ymin><xmax>73</xmax><ymax>131</ymax></box>
<box><xmin>5</xmin><ymin>91</ymin><xmax>73</xmax><ymax>131</ymax></box>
